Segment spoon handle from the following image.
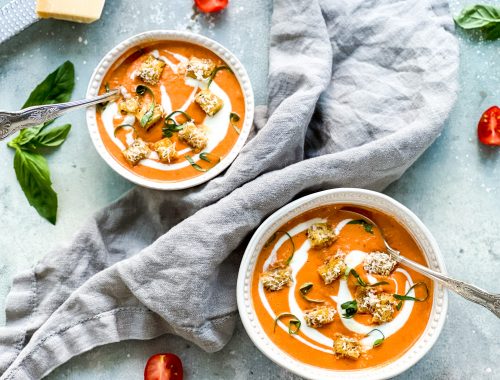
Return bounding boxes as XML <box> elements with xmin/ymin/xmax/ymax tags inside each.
<box><xmin>389</xmin><ymin>248</ymin><xmax>500</xmax><ymax>318</ymax></box>
<box><xmin>0</xmin><ymin>90</ymin><xmax>119</xmax><ymax>140</ymax></box>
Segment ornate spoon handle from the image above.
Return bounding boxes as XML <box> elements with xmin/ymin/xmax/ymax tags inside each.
<box><xmin>0</xmin><ymin>90</ymin><xmax>119</xmax><ymax>140</ymax></box>
<box><xmin>386</xmin><ymin>244</ymin><xmax>500</xmax><ymax>318</ymax></box>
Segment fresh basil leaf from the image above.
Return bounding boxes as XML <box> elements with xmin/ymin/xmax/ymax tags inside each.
<box><xmin>207</xmin><ymin>66</ymin><xmax>232</xmax><ymax>88</ymax></box>
<box><xmin>341</xmin><ymin>300</ymin><xmax>358</xmax><ymax>319</ymax></box>
<box><xmin>31</xmin><ymin>124</ymin><xmax>71</xmax><ymax>148</ymax></box>
<box><xmin>347</xmin><ymin>219</ymin><xmax>374</xmax><ymax>234</ymax></box>
<box><xmin>140</xmin><ymin>104</ymin><xmax>155</xmax><ymax>127</ymax></box>
<box><xmin>454</xmin><ymin>4</ymin><xmax>500</xmax><ymax>40</ymax></box>
<box><xmin>22</xmin><ymin>61</ymin><xmax>75</xmax><ymax>108</ymax></box>
<box><xmin>185</xmin><ymin>154</ymin><xmax>207</xmax><ymax>172</ymax></box>
<box><xmin>393</xmin><ymin>282</ymin><xmax>429</xmax><ymax>310</ymax></box>
<box><xmin>366</xmin><ymin>328</ymin><xmax>385</xmax><ymax>347</ymax></box>
<box><xmin>299</xmin><ymin>282</ymin><xmax>324</xmax><ymax>303</ymax></box>
<box><xmin>13</xmin><ymin>149</ymin><xmax>57</xmax><ymax>224</ymax></box>
<box><xmin>273</xmin><ymin>312</ymin><xmax>301</xmax><ymax>335</ymax></box>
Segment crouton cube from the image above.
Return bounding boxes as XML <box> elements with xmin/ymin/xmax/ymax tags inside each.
<box><xmin>260</xmin><ymin>265</ymin><xmax>292</xmax><ymax>291</ymax></box>
<box><xmin>318</xmin><ymin>252</ymin><xmax>346</xmax><ymax>285</ymax></box>
<box><xmin>185</xmin><ymin>57</ymin><xmax>216</xmax><ymax>81</ymax></box>
<box><xmin>178</xmin><ymin>121</ymin><xmax>208</xmax><ymax>152</ymax></box>
<box><xmin>332</xmin><ymin>334</ymin><xmax>362</xmax><ymax>360</ymax></box>
<box><xmin>363</xmin><ymin>251</ymin><xmax>397</xmax><ymax>276</ymax></box>
<box><xmin>122</xmin><ymin>138</ymin><xmax>151</xmax><ymax>166</ymax></box>
<box><xmin>119</xmin><ymin>96</ymin><xmax>140</xmax><ymax>114</ymax></box>
<box><xmin>304</xmin><ymin>305</ymin><xmax>337</xmax><ymax>328</ymax></box>
<box><xmin>138</xmin><ymin>56</ymin><xmax>165</xmax><ymax>85</ymax></box>
<box><xmin>153</xmin><ymin>138</ymin><xmax>178</xmax><ymax>163</ymax></box>
<box><xmin>136</xmin><ymin>103</ymin><xmax>163</xmax><ymax>130</ymax></box>
<box><xmin>371</xmin><ymin>293</ymin><xmax>398</xmax><ymax>324</ymax></box>
<box><xmin>355</xmin><ymin>287</ymin><xmax>379</xmax><ymax>313</ymax></box>
<box><xmin>307</xmin><ymin>223</ymin><xmax>337</xmax><ymax>249</ymax></box>
<box><xmin>355</xmin><ymin>287</ymin><xmax>397</xmax><ymax>323</ymax></box>
<box><xmin>195</xmin><ymin>89</ymin><xmax>224</xmax><ymax>116</ymax></box>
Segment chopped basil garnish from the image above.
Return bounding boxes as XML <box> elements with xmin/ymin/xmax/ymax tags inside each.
<box><xmin>113</xmin><ymin>123</ymin><xmax>134</xmax><ymax>137</ymax></box>
<box><xmin>136</xmin><ymin>85</ymin><xmax>156</xmax><ymax>128</ymax></box>
<box><xmin>199</xmin><ymin>152</ymin><xmax>220</xmax><ymax>164</ymax></box>
<box><xmin>263</xmin><ymin>230</ymin><xmax>295</xmax><ymax>264</ymax></box>
<box><xmin>229</xmin><ymin>112</ymin><xmax>241</xmax><ymax>134</ymax></box>
<box><xmin>274</xmin><ymin>313</ymin><xmax>301</xmax><ymax>335</ymax></box>
<box><xmin>104</xmin><ymin>82</ymin><xmax>110</xmax><ymax>92</ymax></box>
<box><xmin>394</xmin><ymin>282</ymin><xmax>429</xmax><ymax>310</ymax></box>
<box><xmin>185</xmin><ymin>155</ymin><xmax>207</xmax><ymax>172</ymax></box>
<box><xmin>341</xmin><ymin>300</ymin><xmax>358</xmax><ymax>319</ymax></box>
<box><xmin>299</xmin><ymin>282</ymin><xmax>324</xmax><ymax>303</ymax></box>
<box><xmin>347</xmin><ymin>219</ymin><xmax>374</xmax><ymax>234</ymax></box>
<box><xmin>135</xmin><ymin>85</ymin><xmax>154</xmax><ymax>97</ymax></box>
<box><xmin>366</xmin><ymin>328</ymin><xmax>385</xmax><ymax>347</ymax></box>
<box><xmin>163</xmin><ymin>110</ymin><xmax>193</xmax><ymax>137</ymax></box>
<box><xmin>207</xmin><ymin>66</ymin><xmax>233</xmax><ymax>88</ymax></box>
<box><xmin>140</xmin><ymin>104</ymin><xmax>155</xmax><ymax>128</ymax></box>
<box><xmin>350</xmin><ymin>269</ymin><xmax>388</xmax><ymax>288</ymax></box>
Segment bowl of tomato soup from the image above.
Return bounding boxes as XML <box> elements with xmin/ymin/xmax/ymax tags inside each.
<box><xmin>86</xmin><ymin>30</ymin><xmax>254</xmax><ymax>189</ymax></box>
<box><xmin>237</xmin><ymin>188</ymin><xmax>447</xmax><ymax>380</ymax></box>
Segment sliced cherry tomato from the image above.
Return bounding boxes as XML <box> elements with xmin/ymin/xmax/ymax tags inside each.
<box><xmin>194</xmin><ymin>0</ymin><xmax>229</xmax><ymax>13</ymax></box>
<box><xmin>144</xmin><ymin>353</ymin><xmax>183</xmax><ymax>380</ymax></box>
<box><xmin>478</xmin><ymin>105</ymin><xmax>500</xmax><ymax>146</ymax></box>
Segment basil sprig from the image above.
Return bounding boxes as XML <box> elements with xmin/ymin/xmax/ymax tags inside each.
<box><xmin>299</xmin><ymin>282</ymin><xmax>324</xmax><ymax>303</ymax></box>
<box><xmin>163</xmin><ymin>110</ymin><xmax>193</xmax><ymax>137</ymax></box>
<box><xmin>454</xmin><ymin>4</ymin><xmax>500</xmax><ymax>40</ymax></box>
<box><xmin>229</xmin><ymin>112</ymin><xmax>241</xmax><ymax>134</ymax></box>
<box><xmin>350</xmin><ymin>269</ymin><xmax>389</xmax><ymax>288</ymax></box>
<box><xmin>341</xmin><ymin>300</ymin><xmax>358</xmax><ymax>319</ymax></box>
<box><xmin>6</xmin><ymin>61</ymin><xmax>75</xmax><ymax>224</ymax></box>
<box><xmin>136</xmin><ymin>85</ymin><xmax>156</xmax><ymax>128</ymax></box>
<box><xmin>366</xmin><ymin>328</ymin><xmax>385</xmax><ymax>347</ymax></box>
<box><xmin>207</xmin><ymin>66</ymin><xmax>233</xmax><ymax>88</ymax></box>
<box><xmin>347</xmin><ymin>219</ymin><xmax>374</xmax><ymax>234</ymax></box>
<box><xmin>274</xmin><ymin>313</ymin><xmax>301</xmax><ymax>335</ymax></box>
<box><xmin>185</xmin><ymin>155</ymin><xmax>207</xmax><ymax>172</ymax></box>
<box><xmin>394</xmin><ymin>282</ymin><xmax>429</xmax><ymax>310</ymax></box>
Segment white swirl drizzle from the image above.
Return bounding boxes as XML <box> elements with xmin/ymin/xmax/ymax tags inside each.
<box><xmin>260</xmin><ymin>218</ymin><xmax>417</xmax><ymax>354</ymax></box>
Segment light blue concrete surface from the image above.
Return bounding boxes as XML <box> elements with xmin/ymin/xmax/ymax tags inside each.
<box><xmin>0</xmin><ymin>0</ymin><xmax>498</xmax><ymax>379</ymax></box>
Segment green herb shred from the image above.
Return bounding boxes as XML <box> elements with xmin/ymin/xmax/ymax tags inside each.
<box><xmin>274</xmin><ymin>313</ymin><xmax>301</xmax><ymax>335</ymax></box>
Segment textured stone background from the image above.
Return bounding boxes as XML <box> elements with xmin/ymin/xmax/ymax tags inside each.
<box><xmin>0</xmin><ymin>0</ymin><xmax>498</xmax><ymax>379</ymax></box>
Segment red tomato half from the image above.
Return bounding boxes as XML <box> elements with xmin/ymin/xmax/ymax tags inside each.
<box><xmin>195</xmin><ymin>0</ymin><xmax>229</xmax><ymax>13</ymax></box>
<box><xmin>144</xmin><ymin>353</ymin><xmax>183</xmax><ymax>380</ymax></box>
<box><xmin>478</xmin><ymin>106</ymin><xmax>500</xmax><ymax>146</ymax></box>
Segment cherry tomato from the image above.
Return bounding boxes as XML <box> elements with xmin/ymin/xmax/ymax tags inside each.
<box><xmin>477</xmin><ymin>105</ymin><xmax>500</xmax><ymax>146</ymax></box>
<box><xmin>144</xmin><ymin>353</ymin><xmax>183</xmax><ymax>380</ymax></box>
<box><xmin>194</xmin><ymin>0</ymin><xmax>229</xmax><ymax>13</ymax></box>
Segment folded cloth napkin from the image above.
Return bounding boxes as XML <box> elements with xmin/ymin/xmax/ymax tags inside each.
<box><xmin>0</xmin><ymin>0</ymin><xmax>458</xmax><ymax>378</ymax></box>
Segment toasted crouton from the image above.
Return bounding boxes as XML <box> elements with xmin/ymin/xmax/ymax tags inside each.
<box><xmin>138</xmin><ymin>56</ymin><xmax>165</xmax><ymax>85</ymax></box>
<box><xmin>122</xmin><ymin>138</ymin><xmax>151</xmax><ymax>166</ymax></box>
<box><xmin>304</xmin><ymin>305</ymin><xmax>337</xmax><ymax>328</ymax></box>
<box><xmin>136</xmin><ymin>103</ymin><xmax>163</xmax><ymax>130</ymax></box>
<box><xmin>178</xmin><ymin>121</ymin><xmax>208</xmax><ymax>152</ymax></box>
<box><xmin>332</xmin><ymin>333</ymin><xmax>362</xmax><ymax>359</ymax></box>
<box><xmin>307</xmin><ymin>223</ymin><xmax>337</xmax><ymax>249</ymax></box>
<box><xmin>195</xmin><ymin>89</ymin><xmax>224</xmax><ymax>116</ymax></box>
<box><xmin>185</xmin><ymin>57</ymin><xmax>216</xmax><ymax>81</ymax></box>
<box><xmin>363</xmin><ymin>251</ymin><xmax>397</xmax><ymax>276</ymax></box>
<box><xmin>119</xmin><ymin>96</ymin><xmax>140</xmax><ymax>114</ymax></box>
<box><xmin>153</xmin><ymin>138</ymin><xmax>178</xmax><ymax>163</ymax></box>
<box><xmin>355</xmin><ymin>287</ymin><xmax>380</xmax><ymax>314</ymax></box>
<box><xmin>318</xmin><ymin>252</ymin><xmax>346</xmax><ymax>284</ymax></box>
<box><xmin>355</xmin><ymin>287</ymin><xmax>398</xmax><ymax>323</ymax></box>
<box><xmin>260</xmin><ymin>265</ymin><xmax>292</xmax><ymax>291</ymax></box>
<box><xmin>371</xmin><ymin>293</ymin><xmax>398</xmax><ymax>324</ymax></box>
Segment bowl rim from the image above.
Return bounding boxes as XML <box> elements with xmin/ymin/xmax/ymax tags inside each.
<box><xmin>236</xmin><ymin>188</ymin><xmax>448</xmax><ymax>380</ymax></box>
<box><xmin>85</xmin><ymin>30</ymin><xmax>255</xmax><ymax>190</ymax></box>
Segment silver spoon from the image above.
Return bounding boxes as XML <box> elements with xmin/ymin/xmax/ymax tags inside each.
<box><xmin>342</xmin><ymin>209</ymin><xmax>500</xmax><ymax>318</ymax></box>
<box><xmin>0</xmin><ymin>89</ymin><xmax>120</xmax><ymax>141</ymax></box>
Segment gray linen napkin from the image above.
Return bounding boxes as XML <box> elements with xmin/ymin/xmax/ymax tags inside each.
<box><xmin>0</xmin><ymin>0</ymin><xmax>458</xmax><ymax>378</ymax></box>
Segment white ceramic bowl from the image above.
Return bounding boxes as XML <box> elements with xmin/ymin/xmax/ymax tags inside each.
<box><xmin>237</xmin><ymin>188</ymin><xmax>447</xmax><ymax>380</ymax></box>
<box><xmin>86</xmin><ymin>30</ymin><xmax>254</xmax><ymax>190</ymax></box>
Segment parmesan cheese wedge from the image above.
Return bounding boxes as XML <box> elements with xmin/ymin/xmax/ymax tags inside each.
<box><xmin>36</xmin><ymin>0</ymin><xmax>106</xmax><ymax>24</ymax></box>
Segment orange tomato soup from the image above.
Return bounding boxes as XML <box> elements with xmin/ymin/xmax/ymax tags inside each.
<box><xmin>96</xmin><ymin>41</ymin><xmax>245</xmax><ymax>183</ymax></box>
<box><xmin>251</xmin><ymin>205</ymin><xmax>433</xmax><ymax>370</ymax></box>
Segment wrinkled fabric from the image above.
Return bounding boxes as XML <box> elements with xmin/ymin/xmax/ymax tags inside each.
<box><xmin>0</xmin><ymin>0</ymin><xmax>458</xmax><ymax>378</ymax></box>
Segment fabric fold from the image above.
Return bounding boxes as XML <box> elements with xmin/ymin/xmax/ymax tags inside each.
<box><xmin>0</xmin><ymin>0</ymin><xmax>458</xmax><ymax>378</ymax></box>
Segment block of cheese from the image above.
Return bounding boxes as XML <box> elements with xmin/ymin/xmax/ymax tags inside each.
<box><xmin>36</xmin><ymin>0</ymin><xmax>106</xmax><ymax>24</ymax></box>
